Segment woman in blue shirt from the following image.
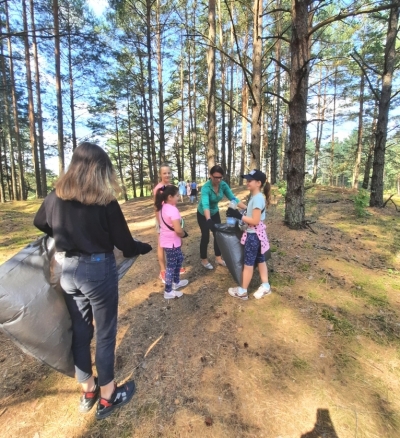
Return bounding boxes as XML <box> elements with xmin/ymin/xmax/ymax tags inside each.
<box><xmin>197</xmin><ymin>165</ymin><xmax>246</xmax><ymax>269</ymax></box>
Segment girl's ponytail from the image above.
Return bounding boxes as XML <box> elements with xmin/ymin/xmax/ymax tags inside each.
<box><xmin>263</xmin><ymin>181</ymin><xmax>271</xmax><ymax>207</ymax></box>
<box><xmin>154</xmin><ymin>185</ymin><xmax>179</xmax><ymax>211</ymax></box>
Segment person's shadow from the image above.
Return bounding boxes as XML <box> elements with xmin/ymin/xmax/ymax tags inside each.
<box><xmin>301</xmin><ymin>409</ymin><xmax>339</xmax><ymax>438</ymax></box>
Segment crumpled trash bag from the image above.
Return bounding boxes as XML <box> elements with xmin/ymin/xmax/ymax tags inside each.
<box><xmin>0</xmin><ymin>235</ymin><xmax>137</xmax><ymax>377</ymax></box>
<box><xmin>215</xmin><ymin>223</ymin><xmax>244</xmax><ymax>285</ymax></box>
<box><xmin>215</xmin><ymin>223</ymin><xmax>272</xmax><ymax>286</ymax></box>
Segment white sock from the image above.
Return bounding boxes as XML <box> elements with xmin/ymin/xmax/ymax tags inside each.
<box><xmin>239</xmin><ymin>287</ymin><xmax>247</xmax><ymax>294</ymax></box>
<box><xmin>262</xmin><ymin>282</ymin><xmax>270</xmax><ymax>290</ymax></box>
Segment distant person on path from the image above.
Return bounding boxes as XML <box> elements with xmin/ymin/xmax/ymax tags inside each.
<box><xmin>178</xmin><ymin>179</ymin><xmax>186</xmax><ymax>202</ymax></box>
<box><xmin>153</xmin><ymin>164</ymin><xmax>186</xmax><ymax>284</ymax></box>
<box><xmin>226</xmin><ymin>169</ymin><xmax>271</xmax><ymax>300</ymax></box>
<box><xmin>33</xmin><ymin>142</ymin><xmax>152</xmax><ymax>419</ymax></box>
<box><xmin>190</xmin><ymin>180</ymin><xmax>198</xmax><ymax>203</ymax></box>
<box><xmin>186</xmin><ymin>180</ymin><xmax>191</xmax><ymax>200</ymax></box>
<box><xmin>155</xmin><ymin>185</ymin><xmax>189</xmax><ymax>299</ymax></box>
<box><xmin>197</xmin><ymin>165</ymin><xmax>246</xmax><ymax>270</ymax></box>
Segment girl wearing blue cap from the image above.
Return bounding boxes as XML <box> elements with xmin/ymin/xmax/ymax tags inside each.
<box><xmin>226</xmin><ymin>169</ymin><xmax>271</xmax><ymax>300</ymax></box>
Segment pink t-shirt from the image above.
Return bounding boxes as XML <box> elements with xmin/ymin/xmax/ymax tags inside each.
<box><xmin>159</xmin><ymin>203</ymin><xmax>182</xmax><ymax>248</ymax></box>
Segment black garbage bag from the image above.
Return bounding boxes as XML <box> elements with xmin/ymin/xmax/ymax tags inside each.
<box><xmin>215</xmin><ymin>223</ymin><xmax>273</xmax><ymax>286</ymax></box>
<box><xmin>215</xmin><ymin>223</ymin><xmax>243</xmax><ymax>285</ymax></box>
<box><xmin>0</xmin><ymin>235</ymin><xmax>137</xmax><ymax>377</ymax></box>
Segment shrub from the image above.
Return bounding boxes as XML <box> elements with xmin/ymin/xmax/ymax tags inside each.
<box><xmin>353</xmin><ymin>189</ymin><xmax>370</xmax><ymax>217</ymax></box>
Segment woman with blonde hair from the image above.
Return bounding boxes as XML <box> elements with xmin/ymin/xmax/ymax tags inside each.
<box><xmin>153</xmin><ymin>163</ymin><xmax>185</xmax><ymax>283</ymax></box>
<box><xmin>34</xmin><ymin>142</ymin><xmax>152</xmax><ymax>420</ymax></box>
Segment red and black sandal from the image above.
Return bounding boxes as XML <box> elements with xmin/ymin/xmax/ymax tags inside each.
<box><xmin>95</xmin><ymin>380</ymin><xmax>136</xmax><ymax>420</ymax></box>
<box><xmin>79</xmin><ymin>377</ymin><xmax>100</xmax><ymax>413</ymax></box>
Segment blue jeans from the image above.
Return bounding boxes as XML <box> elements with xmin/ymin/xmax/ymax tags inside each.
<box><xmin>61</xmin><ymin>252</ymin><xmax>118</xmax><ymax>386</ymax></box>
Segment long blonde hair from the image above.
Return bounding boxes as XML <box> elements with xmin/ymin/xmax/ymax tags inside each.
<box><xmin>55</xmin><ymin>142</ymin><xmax>121</xmax><ymax>205</ymax></box>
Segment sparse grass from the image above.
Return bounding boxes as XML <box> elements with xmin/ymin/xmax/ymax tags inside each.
<box><xmin>321</xmin><ymin>309</ymin><xmax>355</xmax><ymax>336</ymax></box>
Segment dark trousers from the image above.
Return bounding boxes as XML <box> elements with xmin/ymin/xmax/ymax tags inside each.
<box><xmin>197</xmin><ymin>211</ymin><xmax>222</xmax><ymax>259</ymax></box>
<box><xmin>61</xmin><ymin>252</ymin><xmax>118</xmax><ymax>386</ymax></box>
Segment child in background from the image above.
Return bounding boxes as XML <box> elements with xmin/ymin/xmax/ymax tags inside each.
<box><xmin>226</xmin><ymin>169</ymin><xmax>271</xmax><ymax>300</ymax></box>
<box><xmin>153</xmin><ymin>164</ymin><xmax>185</xmax><ymax>283</ymax></box>
<box><xmin>155</xmin><ymin>185</ymin><xmax>189</xmax><ymax>299</ymax></box>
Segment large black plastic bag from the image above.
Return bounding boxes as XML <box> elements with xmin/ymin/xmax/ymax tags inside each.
<box><xmin>0</xmin><ymin>236</ymin><xmax>137</xmax><ymax>377</ymax></box>
<box><xmin>215</xmin><ymin>223</ymin><xmax>243</xmax><ymax>285</ymax></box>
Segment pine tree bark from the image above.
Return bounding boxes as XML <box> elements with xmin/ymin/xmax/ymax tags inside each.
<box><xmin>22</xmin><ymin>0</ymin><xmax>41</xmax><ymax>197</ymax></box>
<box><xmin>329</xmin><ymin>67</ymin><xmax>338</xmax><ymax>186</ymax></box>
<box><xmin>156</xmin><ymin>0</ymin><xmax>165</xmax><ymax>163</ymax></box>
<box><xmin>370</xmin><ymin>6</ymin><xmax>399</xmax><ymax>207</ymax></box>
<box><xmin>145</xmin><ymin>0</ymin><xmax>158</xmax><ymax>184</ymax></box>
<box><xmin>66</xmin><ymin>3</ymin><xmax>77</xmax><ymax>151</ymax></box>
<box><xmin>312</xmin><ymin>67</ymin><xmax>326</xmax><ymax>184</ymax></box>
<box><xmin>270</xmin><ymin>1</ymin><xmax>282</xmax><ymax>183</ymax></box>
<box><xmin>53</xmin><ymin>0</ymin><xmax>64</xmax><ymax>174</ymax></box>
<box><xmin>250</xmin><ymin>0</ymin><xmax>262</xmax><ymax>169</ymax></box>
<box><xmin>114</xmin><ymin>107</ymin><xmax>128</xmax><ymax>201</ymax></box>
<box><xmin>352</xmin><ymin>72</ymin><xmax>365</xmax><ymax>188</ymax></box>
<box><xmin>0</xmin><ymin>37</ymin><xmax>17</xmax><ymax>200</ymax></box>
<box><xmin>362</xmin><ymin>97</ymin><xmax>378</xmax><ymax>189</ymax></box>
<box><xmin>5</xmin><ymin>0</ymin><xmax>25</xmax><ymax>199</ymax></box>
<box><xmin>30</xmin><ymin>0</ymin><xmax>47</xmax><ymax>195</ymax></box>
<box><xmin>285</xmin><ymin>0</ymin><xmax>310</xmax><ymax>228</ymax></box>
<box><xmin>217</xmin><ymin>0</ymin><xmax>226</xmax><ymax>172</ymax></box>
<box><xmin>207</xmin><ymin>0</ymin><xmax>216</xmax><ymax>170</ymax></box>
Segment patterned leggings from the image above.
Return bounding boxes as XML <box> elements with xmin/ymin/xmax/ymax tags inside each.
<box><xmin>244</xmin><ymin>233</ymin><xmax>265</xmax><ymax>266</ymax></box>
<box><xmin>164</xmin><ymin>247</ymin><xmax>184</xmax><ymax>292</ymax></box>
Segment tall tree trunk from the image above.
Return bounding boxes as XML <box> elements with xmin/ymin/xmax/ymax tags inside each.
<box><xmin>312</xmin><ymin>67</ymin><xmax>326</xmax><ymax>183</ymax></box>
<box><xmin>207</xmin><ymin>0</ymin><xmax>216</xmax><ymax>170</ymax></box>
<box><xmin>0</xmin><ymin>37</ymin><xmax>17</xmax><ymax>200</ymax></box>
<box><xmin>280</xmin><ymin>110</ymin><xmax>289</xmax><ymax>180</ymax></box>
<box><xmin>362</xmin><ymin>97</ymin><xmax>378</xmax><ymax>189</ymax></box>
<box><xmin>329</xmin><ymin>66</ymin><xmax>338</xmax><ymax>186</ymax></box>
<box><xmin>22</xmin><ymin>0</ymin><xmax>41</xmax><ymax>197</ymax></box>
<box><xmin>226</xmin><ymin>57</ymin><xmax>234</xmax><ymax>185</ymax></box>
<box><xmin>370</xmin><ymin>6</ymin><xmax>399</xmax><ymax>207</ymax></box>
<box><xmin>114</xmin><ymin>107</ymin><xmax>128</xmax><ymax>201</ymax></box>
<box><xmin>0</xmin><ymin>119</ymin><xmax>5</xmax><ymax>202</ymax></box>
<box><xmin>217</xmin><ymin>0</ymin><xmax>226</xmax><ymax>172</ymax></box>
<box><xmin>5</xmin><ymin>0</ymin><xmax>25</xmax><ymax>199</ymax></box>
<box><xmin>30</xmin><ymin>0</ymin><xmax>47</xmax><ymax>195</ymax></box>
<box><xmin>180</xmin><ymin>53</ymin><xmax>185</xmax><ymax>181</ymax></box>
<box><xmin>352</xmin><ymin>72</ymin><xmax>365</xmax><ymax>188</ymax></box>
<box><xmin>145</xmin><ymin>0</ymin><xmax>158</xmax><ymax>184</ymax></box>
<box><xmin>250</xmin><ymin>0</ymin><xmax>262</xmax><ymax>168</ymax></box>
<box><xmin>285</xmin><ymin>0</ymin><xmax>310</xmax><ymax>228</ymax></box>
<box><xmin>126</xmin><ymin>88</ymin><xmax>136</xmax><ymax>198</ymax></box>
<box><xmin>53</xmin><ymin>0</ymin><xmax>64</xmax><ymax>174</ymax></box>
<box><xmin>156</xmin><ymin>0</ymin><xmax>165</xmax><ymax>163</ymax></box>
<box><xmin>66</xmin><ymin>4</ymin><xmax>77</xmax><ymax>151</ymax></box>
<box><xmin>270</xmin><ymin>0</ymin><xmax>282</xmax><ymax>183</ymax></box>
<box><xmin>240</xmin><ymin>26</ymin><xmax>249</xmax><ymax>181</ymax></box>
<box><xmin>138</xmin><ymin>49</ymin><xmax>153</xmax><ymax>184</ymax></box>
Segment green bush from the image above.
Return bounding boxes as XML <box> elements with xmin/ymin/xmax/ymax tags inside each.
<box><xmin>353</xmin><ymin>189</ymin><xmax>370</xmax><ymax>217</ymax></box>
<box><xmin>277</xmin><ymin>180</ymin><xmax>287</xmax><ymax>197</ymax></box>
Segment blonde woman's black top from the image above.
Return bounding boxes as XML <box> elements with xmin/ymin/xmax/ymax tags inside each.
<box><xmin>34</xmin><ymin>190</ymin><xmax>140</xmax><ymax>257</ymax></box>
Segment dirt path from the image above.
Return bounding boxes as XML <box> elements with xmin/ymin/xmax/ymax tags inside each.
<box><xmin>0</xmin><ymin>186</ymin><xmax>399</xmax><ymax>437</ymax></box>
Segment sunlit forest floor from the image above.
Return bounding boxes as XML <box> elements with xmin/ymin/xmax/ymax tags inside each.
<box><xmin>1</xmin><ymin>185</ymin><xmax>400</xmax><ymax>438</ymax></box>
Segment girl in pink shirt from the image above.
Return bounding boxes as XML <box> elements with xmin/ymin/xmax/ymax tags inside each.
<box><xmin>153</xmin><ymin>164</ymin><xmax>186</xmax><ymax>282</ymax></box>
<box><xmin>155</xmin><ymin>185</ymin><xmax>189</xmax><ymax>299</ymax></box>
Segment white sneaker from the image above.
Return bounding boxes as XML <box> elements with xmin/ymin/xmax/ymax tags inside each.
<box><xmin>172</xmin><ymin>279</ymin><xmax>189</xmax><ymax>290</ymax></box>
<box><xmin>228</xmin><ymin>287</ymin><xmax>248</xmax><ymax>300</ymax></box>
<box><xmin>253</xmin><ymin>284</ymin><xmax>271</xmax><ymax>299</ymax></box>
<box><xmin>164</xmin><ymin>290</ymin><xmax>184</xmax><ymax>299</ymax></box>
